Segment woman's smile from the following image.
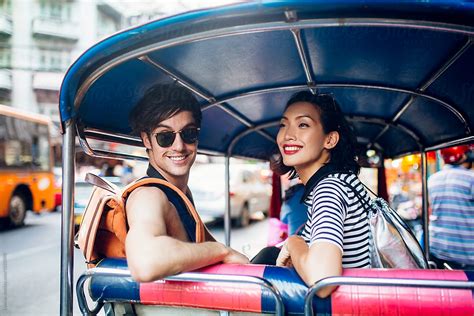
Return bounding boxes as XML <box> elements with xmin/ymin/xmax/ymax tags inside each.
<box><xmin>282</xmin><ymin>144</ymin><xmax>303</xmax><ymax>155</ymax></box>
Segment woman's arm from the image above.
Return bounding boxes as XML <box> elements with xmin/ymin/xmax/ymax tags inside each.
<box><xmin>285</xmin><ymin>236</ymin><xmax>342</xmax><ymax>298</ymax></box>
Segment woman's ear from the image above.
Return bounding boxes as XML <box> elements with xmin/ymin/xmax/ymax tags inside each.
<box><xmin>141</xmin><ymin>132</ymin><xmax>152</xmax><ymax>150</ymax></box>
<box><xmin>324</xmin><ymin>131</ymin><xmax>339</xmax><ymax>149</ymax></box>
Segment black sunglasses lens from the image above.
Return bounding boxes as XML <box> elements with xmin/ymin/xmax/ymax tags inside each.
<box><xmin>181</xmin><ymin>128</ymin><xmax>199</xmax><ymax>144</ymax></box>
<box><xmin>156</xmin><ymin>132</ymin><xmax>176</xmax><ymax>147</ymax></box>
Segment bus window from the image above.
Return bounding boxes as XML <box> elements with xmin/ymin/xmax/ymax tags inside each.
<box><xmin>0</xmin><ymin>105</ymin><xmax>55</xmax><ymax>227</ymax></box>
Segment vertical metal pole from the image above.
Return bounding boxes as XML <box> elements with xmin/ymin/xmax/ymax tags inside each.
<box><xmin>224</xmin><ymin>156</ymin><xmax>231</xmax><ymax>246</ymax></box>
<box><xmin>421</xmin><ymin>152</ymin><xmax>430</xmax><ymax>259</ymax></box>
<box><xmin>60</xmin><ymin>121</ymin><xmax>76</xmax><ymax>316</ymax></box>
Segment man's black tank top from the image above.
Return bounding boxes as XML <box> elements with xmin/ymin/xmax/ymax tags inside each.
<box><xmin>145</xmin><ymin>164</ymin><xmax>197</xmax><ymax>242</ymax></box>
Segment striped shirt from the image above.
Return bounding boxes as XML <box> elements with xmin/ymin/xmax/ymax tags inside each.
<box><xmin>428</xmin><ymin>165</ymin><xmax>474</xmax><ymax>265</ymax></box>
<box><xmin>301</xmin><ymin>172</ymin><xmax>371</xmax><ymax>268</ymax></box>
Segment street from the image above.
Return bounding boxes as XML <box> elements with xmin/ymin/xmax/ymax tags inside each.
<box><xmin>0</xmin><ymin>211</ymin><xmax>269</xmax><ymax>315</ymax></box>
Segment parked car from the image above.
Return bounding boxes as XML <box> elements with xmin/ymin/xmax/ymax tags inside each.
<box><xmin>73</xmin><ymin>176</ymin><xmax>123</xmax><ymax>231</ymax></box>
<box><xmin>188</xmin><ymin>164</ymin><xmax>271</xmax><ymax>227</ymax></box>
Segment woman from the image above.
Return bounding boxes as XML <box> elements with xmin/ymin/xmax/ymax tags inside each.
<box><xmin>274</xmin><ymin>91</ymin><xmax>371</xmax><ymax>297</ymax></box>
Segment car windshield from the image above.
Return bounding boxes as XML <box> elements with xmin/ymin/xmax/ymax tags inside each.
<box><xmin>74</xmin><ymin>177</ymin><xmax>123</xmax><ymax>206</ymax></box>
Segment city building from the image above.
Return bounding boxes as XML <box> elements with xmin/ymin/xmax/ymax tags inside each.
<box><xmin>0</xmin><ymin>0</ymin><xmax>124</xmax><ymax>122</ymax></box>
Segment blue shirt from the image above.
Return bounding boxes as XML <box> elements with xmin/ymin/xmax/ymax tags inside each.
<box><xmin>280</xmin><ymin>184</ymin><xmax>307</xmax><ymax>235</ymax></box>
<box><xmin>428</xmin><ymin>165</ymin><xmax>474</xmax><ymax>265</ymax></box>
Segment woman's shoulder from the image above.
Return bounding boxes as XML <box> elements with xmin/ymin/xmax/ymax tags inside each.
<box><xmin>318</xmin><ymin>172</ymin><xmax>357</xmax><ymax>188</ymax></box>
<box><xmin>309</xmin><ymin>173</ymin><xmax>352</xmax><ymax>198</ymax></box>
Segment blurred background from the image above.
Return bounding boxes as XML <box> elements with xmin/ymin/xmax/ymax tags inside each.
<box><xmin>0</xmin><ymin>1</ymin><xmax>455</xmax><ymax>315</ymax></box>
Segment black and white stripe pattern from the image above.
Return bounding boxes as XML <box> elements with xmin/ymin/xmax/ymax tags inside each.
<box><xmin>301</xmin><ymin>173</ymin><xmax>371</xmax><ymax>268</ymax></box>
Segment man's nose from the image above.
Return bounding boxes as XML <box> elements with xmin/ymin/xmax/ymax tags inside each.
<box><xmin>172</xmin><ymin>132</ymin><xmax>185</xmax><ymax>151</ymax></box>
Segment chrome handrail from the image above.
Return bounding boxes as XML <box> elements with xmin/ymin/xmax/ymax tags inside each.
<box><xmin>77</xmin><ymin>267</ymin><xmax>285</xmax><ymax>316</ymax></box>
<box><xmin>304</xmin><ymin>276</ymin><xmax>474</xmax><ymax>316</ymax></box>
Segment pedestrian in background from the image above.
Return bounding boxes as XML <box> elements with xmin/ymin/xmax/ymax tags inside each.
<box><xmin>428</xmin><ymin>145</ymin><xmax>474</xmax><ymax>270</ymax></box>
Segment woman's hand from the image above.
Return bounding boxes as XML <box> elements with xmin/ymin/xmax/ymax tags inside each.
<box><xmin>276</xmin><ymin>236</ymin><xmax>306</xmax><ymax>267</ymax></box>
<box><xmin>276</xmin><ymin>240</ymin><xmax>292</xmax><ymax>267</ymax></box>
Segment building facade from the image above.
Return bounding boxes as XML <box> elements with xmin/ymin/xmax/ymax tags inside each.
<box><xmin>0</xmin><ymin>0</ymin><xmax>124</xmax><ymax>122</ymax></box>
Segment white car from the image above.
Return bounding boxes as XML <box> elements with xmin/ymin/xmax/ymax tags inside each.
<box><xmin>188</xmin><ymin>163</ymin><xmax>271</xmax><ymax>227</ymax></box>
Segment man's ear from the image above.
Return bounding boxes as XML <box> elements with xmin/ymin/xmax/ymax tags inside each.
<box><xmin>324</xmin><ymin>131</ymin><xmax>339</xmax><ymax>150</ymax></box>
<box><xmin>141</xmin><ymin>132</ymin><xmax>152</xmax><ymax>150</ymax></box>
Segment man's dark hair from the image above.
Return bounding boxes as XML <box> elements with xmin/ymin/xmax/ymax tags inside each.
<box><xmin>271</xmin><ymin>91</ymin><xmax>360</xmax><ymax>178</ymax></box>
<box><xmin>129</xmin><ymin>83</ymin><xmax>202</xmax><ymax>135</ymax></box>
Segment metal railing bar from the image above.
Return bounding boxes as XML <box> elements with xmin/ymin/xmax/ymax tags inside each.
<box><xmin>77</xmin><ymin>267</ymin><xmax>285</xmax><ymax>316</ymax></box>
<box><xmin>304</xmin><ymin>276</ymin><xmax>474</xmax><ymax>316</ymax></box>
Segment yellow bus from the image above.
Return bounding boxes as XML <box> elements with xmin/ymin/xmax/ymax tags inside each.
<box><xmin>0</xmin><ymin>104</ymin><xmax>56</xmax><ymax>227</ymax></box>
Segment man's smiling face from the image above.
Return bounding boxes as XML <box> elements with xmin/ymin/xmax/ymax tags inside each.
<box><xmin>142</xmin><ymin>110</ymin><xmax>198</xmax><ymax>184</ymax></box>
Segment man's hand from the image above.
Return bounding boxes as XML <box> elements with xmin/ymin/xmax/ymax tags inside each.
<box><xmin>222</xmin><ymin>247</ymin><xmax>250</xmax><ymax>264</ymax></box>
<box><xmin>276</xmin><ymin>240</ymin><xmax>292</xmax><ymax>267</ymax></box>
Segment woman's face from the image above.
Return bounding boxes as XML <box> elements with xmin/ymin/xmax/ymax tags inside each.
<box><xmin>277</xmin><ymin>101</ymin><xmax>337</xmax><ymax>179</ymax></box>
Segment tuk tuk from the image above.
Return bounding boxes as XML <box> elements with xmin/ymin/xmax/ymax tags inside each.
<box><xmin>59</xmin><ymin>1</ymin><xmax>474</xmax><ymax>315</ymax></box>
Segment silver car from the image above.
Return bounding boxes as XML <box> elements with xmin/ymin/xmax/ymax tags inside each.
<box><xmin>188</xmin><ymin>164</ymin><xmax>271</xmax><ymax>227</ymax></box>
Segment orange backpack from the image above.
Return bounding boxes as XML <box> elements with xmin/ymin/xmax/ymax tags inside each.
<box><xmin>75</xmin><ymin>173</ymin><xmax>205</xmax><ymax>268</ymax></box>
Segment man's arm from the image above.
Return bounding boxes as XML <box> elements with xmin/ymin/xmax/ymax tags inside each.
<box><xmin>125</xmin><ymin>186</ymin><xmax>248</xmax><ymax>282</ymax></box>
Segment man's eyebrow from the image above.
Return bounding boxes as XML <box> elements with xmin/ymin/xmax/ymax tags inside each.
<box><xmin>155</xmin><ymin>122</ymin><xmax>197</xmax><ymax>130</ymax></box>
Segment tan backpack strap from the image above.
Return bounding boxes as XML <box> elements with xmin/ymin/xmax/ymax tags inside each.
<box><xmin>122</xmin><ymin>178</ymin><xmax>206</xmax><ymax>243</ymax></box>
<box><xmin>85</xmin><ymin>173</ymin><xmax>120</xmax><ymax>194</ymax></box>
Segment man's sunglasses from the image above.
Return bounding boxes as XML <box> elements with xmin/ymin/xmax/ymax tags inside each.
<box><xmin>153</xmin><ymin>127</ymin><xmax>200</xmax><ymax>147</ymax></box>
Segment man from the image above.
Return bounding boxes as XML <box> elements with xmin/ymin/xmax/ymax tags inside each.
<box><xmin>126</xmin><ymin>83</ymin><xmax>249</xmax><ymax>282</ymax></box>
<box><xmin>428</xmin><ymin>145</ymin><xmax>474</xmax><ymax>270</ymax></box>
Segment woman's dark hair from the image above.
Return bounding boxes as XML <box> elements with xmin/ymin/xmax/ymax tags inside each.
<box><xmin>271</xmin><ymin>91</ymin><xmax>360</xmax><ymax>177</ymax></box>
<box><xmin>129</xmin><ymin>83</ymin><xmax>202</xmax><ymax>136</ymax></box>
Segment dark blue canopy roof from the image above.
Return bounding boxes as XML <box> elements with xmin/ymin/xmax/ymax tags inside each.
<box><xmin>59</xmin><ymin>0</ymin><xmax>474</xmax><ymax>160</ymax></box>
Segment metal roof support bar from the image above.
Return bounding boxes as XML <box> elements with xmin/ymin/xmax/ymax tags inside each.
<box><xmin>202</xmin><ymin>85</ymin><xmax>308</xmax><ymax>111</ymax></box>
<box><xmin>74</xmin><ymin>19</ymin><xmax>474</xmax><ymax>112</ymax></box>
<box><xmin>304</xmin><ymin>276</ymin><xmax>474</xmax><ymax>316</ymax></box>
<box><xmin>224</xmin><ymin>156</ymin><xmax>231</xmax><ymax>246</ymax></box>
<box><xmin>425</xmin><ymin>135</ymin><xmax>474</xmax><ymax>151</ymax></box>
<box><xmin>290</xmin><ymin>29</ymin><xmax>316</xmax><ymax>93</ymax></box>
<box><xmin>227</xmin><ymin>121</ymin><xmax>280</xmax><ymax>156</ymax></box>
<box><xmin>322</xmin><ymin>83</ymin><xmax>470</xmax><ymax>134</ymax></box>
<box><xmin>139</xmin><ymin>55</ymin><xmax>276</xmax><ymax>143</ymax></box>
<box><xmin>421</xmin><ymin>152</ymin><xmax>430</xmax><ymax>258</ymax></box>
<box><xmin>420</xmin><ymin>37</ymin><xmax>472</xmax><ymax>91</ymax></box>
<box><xmin>60</xmin><ymin>120</ymin><xmax>76</xmax><ymax>316</ymax></box>
<box><xmin>84</xmin><ymin>128</ymin><xmax>144</xmax><ymax>147</ymax></box>
<box><xmin>77</xmin><ymin>125</ymin><xmax>148</xmax><ymax>161</ymax></box>
<box><xmin>217</xmin><ymin>104</ymin><xmax>276</xmax><ymax>143</ymax></box>
<box><xmin>203</xmin><ymin>83</ymin><xmax>467</xmax><ymax>132</ymax></box>
<box><xmin>77</xmin><ymin>267</ymin><xmax>285</xmax><ymax>316</ymax></box>
<box><xmin>139</xmin><ymin>55</ymin><xmax>216</xmax><ymax>103</ymax></box>
<box><xmin>348</xmin><ymin>115</ymin><xmax>422</xmax><ymax>146</ymax></box>
<box><xmin>373</xmin><ymin>37</ymin><xmax>473</xmax><ymax>146</ymax></box>
<box><xmin>80</xmin><ymin>126</ymin><xmax>229</xmax><ymax>160</ymax></box>
<box><xmin>140</xmin><ymin>55</ymin><xmax>274</xmax><ymax>141</ymax></box>
<box><xmin>226</xmin><ymin>116</ymin><xmax>421</xmax><ymax>158</ymax></box>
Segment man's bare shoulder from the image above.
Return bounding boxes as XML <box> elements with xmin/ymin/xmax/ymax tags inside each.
<box><xmin>126</xmin><ymin>185</ymin><xmax>170</xmax><ymax>219</ymax></box>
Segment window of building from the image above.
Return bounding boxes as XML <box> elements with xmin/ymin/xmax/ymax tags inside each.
<box><xmin>0</xmin><ymin>0</ymin><xmax>12</xmax><ymax>15</ymax></box>
<box><xmin>38</xmin><ymin>49</ymin><xmax>69</xmax><ymax>71</ymax></box>
<box><xmin>97</xmin><ymin>12</ymin><xmax>119</xmax><ymax>38</ymax></box>
<box><xmin>39</xmin><ymin>0</ymin><xmax>72</xmax><ymax>21</ymax></box>
<box><xmin>0</xmin><ymin>48</ymin><xmax>11</xmax><ymax>68</ymax></box>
